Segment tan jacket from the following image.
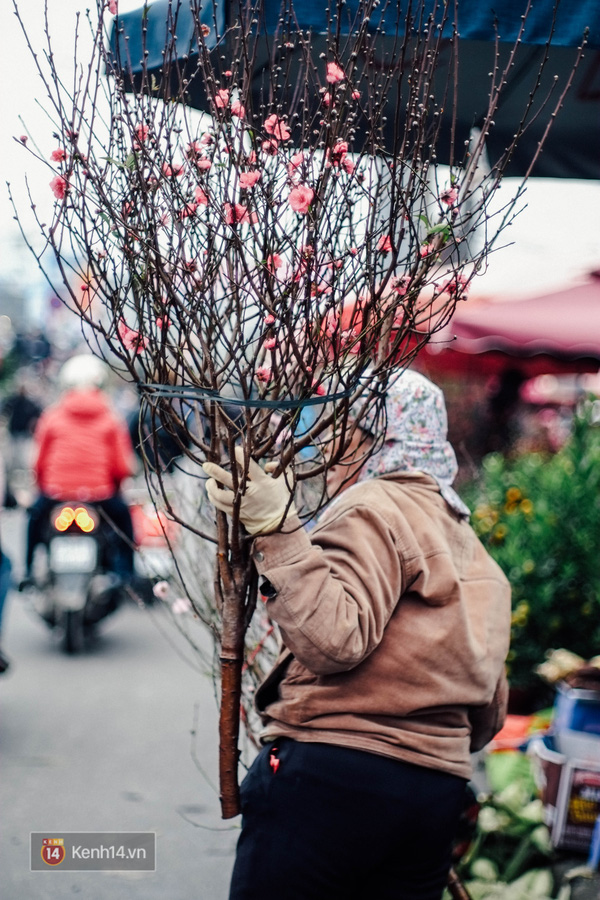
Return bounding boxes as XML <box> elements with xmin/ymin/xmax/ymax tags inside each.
<box><xmin>252</xmin><ymin>472</ymin><xmax>511</xmax><ymax>780</ymax></box>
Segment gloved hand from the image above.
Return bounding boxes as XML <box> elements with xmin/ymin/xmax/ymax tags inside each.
<box><xmin>203</xmin><ymin>446</ymin><xmax>297</xmax><ymax>535</ymax></box>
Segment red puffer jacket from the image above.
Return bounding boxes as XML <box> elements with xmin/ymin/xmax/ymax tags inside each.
<box><xmin>33</xmin><ymin>388</ymin><xmax>136</xmax><ymax>501</ymax></box>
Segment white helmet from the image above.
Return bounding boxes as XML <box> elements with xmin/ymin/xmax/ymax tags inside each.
<box><xmin>59</xmin><ymin>354</ymin><xmax>109</xmax><ymax>391</ymax></box>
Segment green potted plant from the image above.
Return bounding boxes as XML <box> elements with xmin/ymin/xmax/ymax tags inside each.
<box><xmin>462</xmin><ymin>402</ymin><xmax>600</xmax><ymax>695</ymax></box>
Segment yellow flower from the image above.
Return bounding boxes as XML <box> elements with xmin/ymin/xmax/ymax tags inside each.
<box><xmin>511</xmin><ymin>601</ymin><xmax>530</xmax><ymax>627</ymax></box>
<box><xmin>520</xmin><ymin>499</ymin><xmax>533</xmax><ymax>515</ymax></box>
<box><xmin>492</xmin><ymin>524</ymin><xmax>507</xmax><ymax>543</ymax></box>
<box><xmin>506</xmin><ymin>487</ymin><xmax>522</xmax><ymax>503</ymax></box>
<box><xmin>522</xmin><ymin>559</ymin><xmax>535</xmax><ymax>574</ymax></box>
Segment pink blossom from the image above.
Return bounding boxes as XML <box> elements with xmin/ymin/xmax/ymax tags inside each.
<box><xmin>224</xmin><ymin>70</ymin><xmax>232</xmax><ymax>77</ymax></box>
<box><xmin>224</xmin><ymin>202</ymin><xmax>258</xmax><ymax>225</ymax></box>
<box><xmin>134</xmin><ymin>124</ymin><xmax>149</xmax><ymax>144</ymax></box>
<box><xmin>351</xmin><ymin>90</ymin><xmax>361</xmax><ymax>100</ymax></box>
<box><xmin>420</xmin><ymin>243</ymin><xmax>434</xmax><ymax>258</ymax></box>
<box><xmin>50</xmin><ymin>147</ymin><xmax>66</xmax><ymax>162</ymax></box>
<box><xmin>441</xmin><ymin>186</ymin><xmax>459</xmax><ymax>206</ymax></box>
<box><xmin>287</xmin><ymin>150</ymin><xmax>305</xmax><ymax>183</ymax></box>
<box><xmin>118</xmin><ymin>318</ymin><xmax>149</xmax><ymax>353</ymax></box>
<box><xmin>349</xmin><ymin>247</ymin><xmax>358</xmax><ymax>255</ymax></box>
<box><xmin>185</xmin><ymin>141</ymin><xmax>202</xmax><ymax>159</ymax></box>
<box><xmin>231</xmin><ymin>100</ymin><xmax>246</xmax><ymax>119</ymax></box>
<box><xmin>289</xmin><ymin>185</ymin><xmax>314</xmax><ymax>215</ymax></box>
<box><xmin>162</xmin><ymin>162</ymin><xmax>184</xmax><ymax>177</ymax></box>
<box><xmin>263</xmin><ymin>338</ymin><xmax>277</xmax><ymax>350</ymax></box>
<box><xmin>264</xmin><ymin>314</ymin><xmax>276</xmax><ymax>325</ymax></box>
<box><xmin>172</xmin><ymin>597</ymin><xmax>192</xmax><ymax>615</ymax></box>
<box><xmin>19</xmin><ymin>135</ymin><xmax>28</xmax><ymax>144</ymax></box>
<box><xmin>239</xmin><ymin>170</ymin><xmax>261</xmax><ymax>189</ymax></box>
<box><xmin>195</xmin><ymin>157</ymin><xmax>212</xmax><ymax>171</ymax></box>
<box><xmin>377</xmin><ymin>234</ymin><xmax>393</xmax><ymax>253</ymax></box>
<box><xmin>261</xmin><ymin>138</ymin><xmax>279</xmax><ymax>155</ymax></box>
<box><xmin>179</xmin><ymin>201</ymin><xmax>198</xmax><ymax>220</ymax></box>
<box><xmin>293</xmin><ymin>244</ymin><xmax>314</xmax><ymax>281</ymax></box>
<box><xmin>322</xmin><ymin>92</ymin><xmax>332</xmax><ymax>107</ymax></box>
<box><xmin>214</xmin><ymin>89</ymin><xmax>230</xmax><ymax>109</ymax></box>
<box><xmin>391</xmin><ymin>276</ymin><xmax>410</xmax><ymax>295</ymax></box>
<box><xmin>108</xmin><ymin>0</ymin><xmax>117</xmax><ymax>14</ymax></box>
<box><xmin>342</xmin><ymin>157</ymin><xmax>356</xmax><ymax>175</ymax></box>
<box><xmin>312</xmin><ymin>381</ymin><xmax>327</xmax><ymax>396</ymax></box>
<box><xmin>264</xmin><ymin>114</ymin><xmax>291</xmax><ymax>141</ymax></box>
<box><xmin>49</xmin><ymin>175</ymin><xmax>68</xmax><ymax>199</ymax></box>
<box><xmin>156</xmin><ymin>316</ymin><xmax>171</xmax><ymax>329</ymax></box>
<box><xmin>194</xmin><ymin>186</ymin><xmax>209</xmax><ymax>205</ymax></box>
<box><xmin>200</xmin><ymin>23</ymin><xmax>210</xmax><ymax>37</ymax></box>
<box><xmin>152</xmin><ymin>580</ymin><xmax>170</xmax><ymax>600</ymax></box>
<box><xmin>440</xmin><ymin>273</ymin><xmax>469</xmax><ymax>297</ymax></box>
<box><xmin>266</xmin><ymin>254</ymin><xmax>283</xmax><ymax>271</ymax></box>
<box><xmin>200</xmin><ymin>133</ymin><xmax>214</xmax><ymax>146</ymax></box>
<box><xmin>326</xmin><ymin>61</ymin><xmax>345</xmax><ymax>84</ymax></box>
<box><xmin>256</xmin><ymin>367</ymin><xmax>272</xmax><ymax>383</ymax></box>
<box><xmin>326</xmin><ymin>140</ymin><xmax>348</xmax><ymax>168</ymax></box>
<box><xmin>246</xmin><ymin>151</ymin><xmax>257</xmax><ymax>165</ymax></box>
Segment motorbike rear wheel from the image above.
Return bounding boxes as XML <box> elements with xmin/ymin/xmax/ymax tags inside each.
<box><xmin>61</xmin><ymin>609</ymin><xmax>85</xmax><ymax>654</ymax></box>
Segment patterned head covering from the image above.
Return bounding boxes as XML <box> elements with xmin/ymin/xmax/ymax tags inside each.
<box><xmin>357</xmin><ymin>370</ymin><xmax>470</xmax><ymax>519</ymax></box>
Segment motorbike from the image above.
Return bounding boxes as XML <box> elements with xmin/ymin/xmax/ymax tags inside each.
<box><xmin>28</xmin><ymin>501</ymin><xmax>125</xmax><ymax>653</ymax></box>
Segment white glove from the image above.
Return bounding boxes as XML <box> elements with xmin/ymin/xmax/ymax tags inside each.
<box><xmin>203</xmin><ymin>446</ymin><xmax>297</xmax><ymax>535</ymax></box>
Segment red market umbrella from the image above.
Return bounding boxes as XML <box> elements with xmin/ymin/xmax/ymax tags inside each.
<box><xmin>421</xmin><ymin>273</ymin><xmax>600</xmax><ymax>378</ymax></box>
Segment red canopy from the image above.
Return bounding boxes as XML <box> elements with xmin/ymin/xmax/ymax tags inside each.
<box><xmin>421</xmin><ymin>274</ymin><xmax>600</xmax><ymax>378</ymax></box>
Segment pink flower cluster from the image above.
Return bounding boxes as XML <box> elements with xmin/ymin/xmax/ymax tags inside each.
<box><xmin>440</xmin><ymin>185</ymin><xmax>459</xmax><ymax>207</ymax></box>
<box><xmin>224</xmin><ymin>202</ymin><xmax>258</xmax><ymax>226</ymax></box>
<box><xmin>325</xmin><ymin>140</ymin><xmax>355</xmax><ymax>174</ymax></box>
<box><xmin>50</xmin><ymin>175</ymin><xmax>68</xmax><ymax>199</ymax></box>
<box><xmin>264</xmin><ymin>115</ymin><xmax>291</xmax><ymax>142</ymax></box>
<box><xmin>289</xmin><ymin>184</ymin><xmax>314</xmax><ymax>215</ymax></box>
<box><xmin>326</xmin><ymin>62</ymin><xmax>345</xmax><ymax>84</ymax></box>
<box><xmin>118</xmin><ymin>318</ymin><xmax>149</xmax><ymax>353</ymax></box>
<box><xmin>440</xmin><ymin>273</ymin><xmax>469</xmax><ymax>298</ymax></box>
<box><xmin>239</xmin><ymin>171</ymin><xmax>261</xmax><ymax>189</ymax></box>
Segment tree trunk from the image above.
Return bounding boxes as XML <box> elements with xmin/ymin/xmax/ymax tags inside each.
<box><xmin>217</xmin><ymin>548</ymin><xmax>250</xmax><ymax>819</ymax></box>
<box><xmin>219</xmin><ymin>654</ymin><xmax>243</xmax><ymax>818</ymax></box>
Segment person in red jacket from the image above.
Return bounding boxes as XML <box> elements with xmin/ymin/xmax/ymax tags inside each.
<box><xmin>24</xmin><ymin>354</ymin><xmax>137</xmax><ymax>581</ymax></box>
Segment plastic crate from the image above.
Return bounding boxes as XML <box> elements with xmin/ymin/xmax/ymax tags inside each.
<box><xmin>553</xmin><ymin>684</ymin><xmax>600</xmax><ymax>736</ymax></box>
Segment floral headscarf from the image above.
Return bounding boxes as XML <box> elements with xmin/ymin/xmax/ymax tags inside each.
<box><xmin>357</xmin><ymin>370</ymin><xmax>470</xmax><ymax>519</ymax></box>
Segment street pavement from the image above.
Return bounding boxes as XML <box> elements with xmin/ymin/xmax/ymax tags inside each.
<box><xmin>0</xmin><ymin>508</ymin><xmax>239</xmax><ymax>900</ymax></box>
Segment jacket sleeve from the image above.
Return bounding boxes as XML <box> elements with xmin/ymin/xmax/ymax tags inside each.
<box><xmin>468</xmin><ymin>668</ymin><xmax>509</xmax><ymax>752</ymax></box>
<box><xmin>109</xmin><ymin>419</ymin><xmax>137</xmax><ymax>486</ymax></box>
<box><xmin>251</xmin><ymin>501</ymin><xmax>409</xmax><ymax>676</ymax></box>
<box><xmin>32</xmin><ymin>412</ymin><xmax>53</xmax><ymax>489</ymax></box>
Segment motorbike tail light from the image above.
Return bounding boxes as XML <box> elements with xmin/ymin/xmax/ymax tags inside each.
<box><xmin>74</xmin><ymin>507</ymin><xmax>96</xmax><ymax>533</ymax></box>
<box><xmin>54</xmin><ymin>507</ymin><xmax>75</xmax><ymax>531</ymax></box>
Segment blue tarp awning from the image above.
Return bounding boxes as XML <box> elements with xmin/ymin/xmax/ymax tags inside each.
<box><xmin>109</xmin><ymin>1</ymin><xmax>600</xmax><ymax>178</ymax></box>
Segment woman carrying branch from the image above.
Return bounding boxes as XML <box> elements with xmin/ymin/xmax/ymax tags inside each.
<box><xmin>204</xmin><ymin>370</ymin><xmax>511</xmax><ymax>900</ymax></box>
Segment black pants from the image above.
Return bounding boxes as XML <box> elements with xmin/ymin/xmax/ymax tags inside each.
<box><xmin>229</xmin><ymin>739</ymin><xmax>467</xmax><ymax>900</ymax></box>
<box><xmin>26</xmin><ymin>494</ymin><xmax>135</xmax><ymax>577</ymax></box>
